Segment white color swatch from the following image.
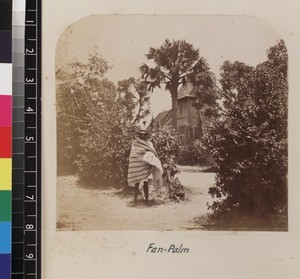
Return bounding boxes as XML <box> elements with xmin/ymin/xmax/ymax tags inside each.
<box><xmin>0</xmin><ymin>64</ymin><xmax>13</xmax><ymax>95</ymax></box>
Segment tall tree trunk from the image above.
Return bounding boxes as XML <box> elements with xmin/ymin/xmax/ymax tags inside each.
<box><xmin>197</xmin><ymin>109</ymin><xmax>203</xmax><ymax>138</ymax></box>
<box><xmin>171</xmin><ymin>90</ymin><xmax>178</xmax><ymax>130</ymax></box>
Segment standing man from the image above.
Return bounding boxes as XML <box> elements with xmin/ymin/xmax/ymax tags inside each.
<box><xmin>128</xmin><ymin>130</ymin><xmax>163</xmax><ymax>206</ymax></box>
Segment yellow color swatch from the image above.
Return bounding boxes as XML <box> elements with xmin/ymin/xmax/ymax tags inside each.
<box><xmin>0</xmin><ymin>159</ymin><xmax>12</xmax><ymax>190</ymax></box>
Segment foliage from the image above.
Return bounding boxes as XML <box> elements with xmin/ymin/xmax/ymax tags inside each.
<box><xmin>56</xmin><ymin>49</ymin><xmax>112</xmax><ymax>175</ymax></box>
<box><xmin>117</xmin><ymin>77</ymin><xmax>150</xmax><ymax>125</ymax></box>
<box><xmin>140</xmin><ymin>39</ymin><xmax>213</xmax><ymax>129</ymax></box>
<box><xmin>177</xmin><ymin>140</ymin><xmax>215</xmax><ymax>167</ymax></box>
<box><xmin>206</xmin><ymin>40</ymin><xmax>288</xmax><ymax>222</ymax></box>
<box><xmin>77</xmin><ymin>123</ymin><xmax>137</xmax><ymax>187</ymax></box>
<box><xmin>150</xmin><ymin>125</ymin><xmax>181</xmax><ymax>170</ymax></box>
<box><xmin>56</xmin><ymin>49</ymin><xmax>150</xmax><ymax>187</ymax></box>
<box><xmin>192</xmin><ymin>69</ymin><xmax>218</xmax><ymax>136</ymax></box>
<box><xmin>76</xmin><ymin>76</ymin><xmax>151</xmax><ymax>187</ymax></box>
<box><xmin>189</xmin><ymin>61</ymin><xmax>218</xmax><ymax>108</ymax></box>
<box><xmin>150</xmin><ymin>125</ymin><xmax>185</xmax><ymax>201</ymax></box>
<box><xmin>163</xmin><ymin>177</ymin><xmax>186</xmax><ymax>202</ymax></box>
<box><xmin>140</xmin><ymin>39</ymin><xmax>200</xmax><ymax>92</ymax></box>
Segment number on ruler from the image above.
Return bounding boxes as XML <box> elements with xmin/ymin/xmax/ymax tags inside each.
<box><xmin>26</xmin><ymin>78</ymin><xmax>35</xmax><ymax>83</ymax></box>
<box><xmin>26</xmin><ymin>48</ymin><xmax>35</xmax><ymax>54</ymax></box>
<box><xmin>26</xmin><ymin>136</ymin><xmax>35</xmax><ymax>142</ymax></box>
<box><xmin>26</xmin><ymin>107</ymin><xmax>34</xmax><ymax>112</ymax></box>
<box><xmin>26</xmin><ymin>253</ymin><xmax>34</xmax><ymax>259</ymax></box>
<box><xmin>26</xmin><ymin>224</ymin><xmax>34</xmax><ymax>230</ymax></box>
<box><xmin>26</xmin><ymin>195</ymin><xmax>35</xmax><ymax>200</ymax></box>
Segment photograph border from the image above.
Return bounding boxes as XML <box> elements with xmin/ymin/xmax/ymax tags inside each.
<box><xmin>42</xmin><ymin>1</ymin><xmax>300</xmax><ymax>278</ymax></box>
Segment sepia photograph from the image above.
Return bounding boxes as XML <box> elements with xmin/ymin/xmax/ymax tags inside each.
<box><xmin>55</xmin><ymin>15</ymin><xmax>288</xmax><ymax>232</ymax></box>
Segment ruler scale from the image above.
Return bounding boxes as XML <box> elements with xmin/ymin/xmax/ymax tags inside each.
<box><xmin>0</xmin><ymin>0</ymin><xmax>13</xmax><ymax>279</ymax></box>
<box><xmin>24</xmin><ymin>0</ymin><xmax>42</xmax><ymax>277</ymax></box>
<box><xmin>11</xmin><ymin>0</ymin><xmax>42</xmax><ymax>278</ymax></box>
<box><xmin>12</xmin><ymin>0</ymin><xmax>26</xmax><ymax>278</ymax></box>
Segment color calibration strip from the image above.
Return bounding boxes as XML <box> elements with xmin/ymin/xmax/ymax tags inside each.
<box><xmin>12</xmin><ymin>0</ymin><xmax>26</xmax><ymax>278</ymax></box>
<box><xmin>11</xmin><ymin>0</ymin><xmax>42</xmax><ymax>278</ymax></box>
<box><xmin>0</xmin><ymin>0</ymin><xmax>13</xmax><ymax>278</ymax></box>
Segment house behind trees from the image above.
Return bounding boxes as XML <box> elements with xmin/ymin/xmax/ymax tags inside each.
<box><xmin>155</xmin><ymin>83</ymin><xmax>213</xmax><ymax>145</ymax></box>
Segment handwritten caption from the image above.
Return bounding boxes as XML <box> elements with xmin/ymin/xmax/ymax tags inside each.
<box><xmin>146</xmin><ymin>243</ymin><xmax>189</xmax><ymax>254</ymax></box>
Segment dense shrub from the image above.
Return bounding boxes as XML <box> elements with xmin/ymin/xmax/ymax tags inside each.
<box><xmin>56</xmin><ymin>50</ymin><xmax>142</xmax><ymax>186</ymax></box>
<box><xmin>70</xmin><ymin>76</ymin><xmax>149</xmax><ymax>187</ymax></box>
<box><xmin>150</xmin><ymin>126</ymin><xmax>185</xmax><ymax>201</ymax></box>
<box><xmin>206</xmin><ymin>40</ymin><xmax>288</xmax><ymax>223</ymax></box>
<box><xmin>56</xmin><ymin>51</ymin><xmax>111</xmax><ymax>175</ymax></box>
<box><xmin>77</xmin><ymin>122</ymin><xmax>136</xmax><ymax>187</ymax></box>
<box><xmin>177</xmin><ymin>139</ymin><xmax>215</xmax><ymax>166</ymax></box>
<box><xmin>151</xmin><ymin>126</ymin><xmax>181</xmax><ymax>169</ymax></box>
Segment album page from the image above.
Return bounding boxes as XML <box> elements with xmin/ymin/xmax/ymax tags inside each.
<box><xmin>42</xmin><ymin>0</ymin><xmax>300</xmax><ymax>278</ymax></box>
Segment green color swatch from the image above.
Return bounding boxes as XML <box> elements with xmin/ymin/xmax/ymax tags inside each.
<box><xmin>0</xmin><ymin>190</ymin><xmax>11</xmax><ymax>221</ymax></box>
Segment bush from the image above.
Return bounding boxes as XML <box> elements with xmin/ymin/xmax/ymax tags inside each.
<box><xmin>56</xmin><ymin>50</ymin><xmax>112</xmax><ymax>175</ymax></box>
<box><xmin>77</xmin><ymin>123</ymin><xmax>136</xmax><ymax>187</ymax></box>
<box><xmin>177</xmin><ymin>139</ymin><xmax>215</xmax><ymax>166</ymax></box>
<box><xmin>151</xmin><ymin>126</ymin><xmax>181</xmax><ymax>168</ymax></box>
<box><xmin>151</xmin><ymin>126</ymin><xmax>185</xmax><ymax>201</ymax></box>
<box><xmin>56</xmin><ymin>51</ymin><xmax>152</xmax><ymax>188</ymax></box>
<box><xmin>206</xmin><ymin>40</ymin><xmax>288</xmax><ymax>223</ymax></box>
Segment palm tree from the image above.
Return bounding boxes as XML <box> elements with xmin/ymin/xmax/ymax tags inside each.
<box><xmin>140</xmin><ymin>39</ymin><xmax>209</xmax><ymax>130</ymax></box>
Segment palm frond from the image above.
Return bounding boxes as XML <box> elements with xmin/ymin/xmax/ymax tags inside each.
<box><xmin>165</xmin><ymin>81</ymin><xmax>171</xmax><ymax>91</ymax></box>
<box><xmin>139</xmin><ymin>63</ymin><xmax>150</xmax><ymax>79</ymax></box>
<box><xmin>146</xmin><ymin>47</ymin><xmax>157</xmax><ymax>60</ymax></box>
<box><xmin>141</xmin><ymin>39</ymin><xmax>206</xmax><ymax>94</ymax></box>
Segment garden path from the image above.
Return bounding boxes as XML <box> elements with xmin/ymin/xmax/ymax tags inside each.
<box><xmin>57</xmin><ymin>170</ymin><xmax>216</xmax><ymax>231</ymax></box>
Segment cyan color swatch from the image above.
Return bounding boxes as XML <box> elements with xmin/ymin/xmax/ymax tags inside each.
<box><xmin>0</xmin><ymin>222</ymin><xmax>11</xmax><ymax>253</ymax></box>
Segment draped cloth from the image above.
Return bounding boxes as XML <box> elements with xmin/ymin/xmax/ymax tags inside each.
<box><xmin>127</xmin><ymin>138</ymin><xmax>163</xmax><ymax>187</ymax></box>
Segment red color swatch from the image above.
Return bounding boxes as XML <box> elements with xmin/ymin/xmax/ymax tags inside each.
<box><xmin>0</xmin><ymin>127</ymin><xmax>11</xmax><ymax>158</ymax></box>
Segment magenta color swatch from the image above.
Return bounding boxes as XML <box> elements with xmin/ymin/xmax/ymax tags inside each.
<box><xmin>0</xmin><ymin>95</ymin><xmax>12</xmax><ymax>127</ymax></box>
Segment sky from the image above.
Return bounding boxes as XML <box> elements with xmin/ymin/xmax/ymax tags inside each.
<box><xmin>56</xmin><ymin>15</ymin><xmax>282</xmax><ymax>118</ymax></box>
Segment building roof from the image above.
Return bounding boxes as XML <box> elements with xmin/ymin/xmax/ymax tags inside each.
<box><xmin>177</xmin><ymin>83</ymin><xmax>197</xmax><ymax>100</ymax></box>
<box><xmin>154</xmin><ymin>110</ymin><xmax>172</xmax><ymax>126</ymax></box>
<box><xmin>154</xmin><ymin>83</ymin><xmax>198</xmax><ymax>127</ymax></box>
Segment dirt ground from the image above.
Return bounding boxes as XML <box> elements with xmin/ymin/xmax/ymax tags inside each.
<box><xmin>57</xmin><ymin>170</ymin><xmax>216</xmax><ymax>231</ymax></box>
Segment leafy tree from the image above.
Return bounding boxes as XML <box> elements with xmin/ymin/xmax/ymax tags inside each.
<box><xmin>140</xmin><ymin>39</ymin><xmax>211</xmax><ymax>129</ymax></box>
<box><xmin>77</xmin><ymin>77</ymin><xmax>151</xmax><ymax>187</ymax></box>
<box><xmin>192</xmin><ymin>69</ymin><xmax>218</xmax><ymax>136</ymax></box>
<box><xmin>206</xmin><ymin>40</ymin><xmax>288</xmax><ymax>225</ymax></box>
<box><xmin>117</xmin><ymin>77</ymin><xmax>150</xmax><ymax>125</ymax></box>
<box><xmin>57</xmin><ymin>49</ymin><xmax>152</xmax><ymax>187</ymax></box>
<box><xmin>56</xmin><ymin>49</ymin><xmax>112</xmax><ymax>175</ymax></box>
